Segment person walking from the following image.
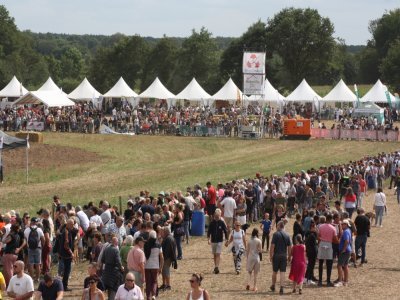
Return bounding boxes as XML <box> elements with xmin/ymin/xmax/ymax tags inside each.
<box><xmin>246</xmin><ymin>228</ymin><xmax>262</xmax><ymax>292</ymax></box>
<box><xmin>185</xmin><ymin>273</ymin><xmax>210</xmax><ymax>300</ymax></box>
<box><xmin>334</xmin><ymin>219</ymin><xmax>352</xmax><ymax>287</ymax></box>
<box><xmin>101</xmin><ymin>236</ymin><xmax>124</xmax><ymax>300</ymax></box>
<box><xmin>2</xmin><ymin>223</ymin><xmax>21</xmax><ymax>285</ymax></box>
<box><xmin>160</xmin><ymin>226</ymin><xmax>176</xmax><ymax>292</ymax></box>
<box><xmin>260</xmin><ymin>213</ymin><xmax>272</xmax><ymax>252</ymax></box>
<box><xmin>304</xmin><ymin>220</ymin><xmax>318</xmax><ymax>285</ymax></box>
<box><xmin>289</xmin><ymin>234</ymin><xmax>307</xmax><ymax>294</ymax></box>
<box><xmin>225</xmin><ymin>221</ymin><xmax>246</xmax><ymax>274</ymax></box>
<box><xmin>127</xmin><ymin>236</ymin><xmax>146</xmax><ymax>292</ymax></box>
<box><xmin>115</xmin><ymin>273</ymin><xmax>144</xmax><ymax>300</ymax></box>
<box><xmin>6</xmin><ymin>261</ymin><xmax>34</xmax><ymax>300</ymax></box>
<box><xmin>207</xmin><ymin>209</ymin><xmax>228</xmax><ymax>274</ymax></box>
<box><xmin>373</xmin><ymin>187</ymin><xmax>386</xmax><ymax>227</ymax></box>
<box><xmin>144</xmin><ymin>231</ymin><xmax>164</xmax><ymax>300</ymax></box>
<box><xmin>344</xmin><ymin>187</ymin><xmax>357</xmax><ymax>219</ymax></box>
<box><xmin>354</xmin><ymin>208</ymin><xmax>370</xmax><ymax>265</ymax></box>
<box><xmin>269</xmin><ymin>221</ymin><xmax>292</xmax><ymax>295</ymax></box>
<box><xmin>173</xmin><ymin>204</ymin><xmax>184</xmax><ymax>260</ymax></box>
<box><xmin>24</xmin><ymin>217</ymin><xmax>45</xmax><ymax>282</ymax></box>
<box><xmin>81</xmin><ymin>275</ymin><xmax>105</xmax><ymax>300</ymax></box>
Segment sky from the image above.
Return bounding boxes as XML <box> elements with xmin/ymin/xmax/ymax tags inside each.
<box><xmin>2</xmin><ymin>0</ymin><xmax>399</xmax><ymax>45</ymax></box>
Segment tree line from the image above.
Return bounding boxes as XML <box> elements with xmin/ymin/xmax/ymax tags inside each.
<box><xmin>0</xmin><ymin>5</ymin><xmax>398</xmax><ymax>95</ymax></box>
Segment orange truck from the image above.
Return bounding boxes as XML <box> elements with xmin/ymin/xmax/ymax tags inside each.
<box><xmin>281</xmin><ymin>119</ymin><xmax>311</xmax><ymax>140</ymax></box>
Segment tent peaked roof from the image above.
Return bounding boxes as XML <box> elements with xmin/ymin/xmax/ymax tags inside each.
<box><xmin>138</xmin><ymin>77</ymin><xmax>175</xmax><ymax>99</ymax></box>
<box><xmin>286</xmin><ymin>79</ymin><xmax>321</xmax><ymax>102</ymax></box>
<box><xmin>176</xmin><ymin>78</ymin><xmax>211</xmax><ymax>100</ymax></box>
<box><xmin>38</xmin><ymin>77</ymin><xmax>63</xmax><ymax>93</ymax></box>
<box><xmin>103</xmin><ymin>77</ymin><xmax>138</xmax><ymax>98</ymax></box>
<box><xmin>0</xmin><ymin>76</ymin><xmax>28</xmax><ymax>97</ymax></box>
<box><xmin>361</xmin><ymin>79</ymin><xmax>395</xmax><ymax>103</ymax></box>
<box><xmin>212</xmin><ymin>78</ymin><xmax>242</xmax><ymax>101</ymax></box>
<box><xmin>264</xmin><ymin>79</ymin><xmax>285</xmax><ymax>102</ymax></box>
<box><xmin>68</xmin><ymin>77</ymin><xmax>101</xmax><ymax>101</ymax></box>
<box><xmin>14</xmin><ymin>91</ymin><xmax>75</xmax><ymax>108</ymax></box>
<box><xmin>323</xmin><ymin>79</ymin><xmax>357</xmax><ymax>102</ymax></box>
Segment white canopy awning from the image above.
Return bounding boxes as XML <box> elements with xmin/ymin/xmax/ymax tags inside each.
<box><xmin>285</xmin><ymin>79</ymin><xmax>321</xmax><ymax>102</ymax></box>
<box><xmin>68</xmin><ymin>77</ymin><xmax>101</xmax><ymax>101</ymax></box>
<box><xmin>322</xmin><ymin>79</ymin><xmax>357</xmax><ymax>102</ymax></box>
<box><xmin>138</xmin><ymin>77</ymin><xmax>175</xmax><ymax>99</ymax></box>
<box><xmin>14</xmin><ymin>91</ymin><xmax>75</xmax><ymax>107</ymax></box>
<box><xmin>361</xmin><ymin>79</ymin><xmax>395</xmax><ymax>103</ymax></box>
<box><xmin>264</xmin><ymin>79</ymin><xmax>285</xmax><ymax>103</ymax></box>
<box><xmin>38</xmin><ymin>77</ymin><xmax>64</xmax><ymax>93</ymax></box>
<box><xmin>0</xmin><ymin>76</ymin><xmax>28</xmax><ymax>98</ymax></box>
<box><xmin>176</xmin><ymin>78</ymin><xmax>211</xmax><ymax>100</ymax></box>
<box><xmin>212</xmin><ymin>78</ymin><xmax>242</xmax><ymax>101</ymax></box>
<box><xmin>103</xmin><ymin>77</ymin><xmax>138</xmax><ymax>98</ymax></box>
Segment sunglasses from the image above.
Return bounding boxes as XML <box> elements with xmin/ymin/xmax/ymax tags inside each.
<box><xmin>25</xmin><ymin>217</ymin><xmax>30</xmax><ymax>219</ymax></box>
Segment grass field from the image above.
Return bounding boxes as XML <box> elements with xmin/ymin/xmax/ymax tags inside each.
<box><xmin>311</xmin><ymin>84</ymin><xmax>372</xmax><ymax>97</ymax></box>
<box><xmin>1</xmin><ymin>133</ymin><xmax>399</xmax><ymax>214</ymax></box>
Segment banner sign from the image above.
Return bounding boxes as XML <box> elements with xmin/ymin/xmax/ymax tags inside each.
<box><xmin>311</xmin><ymin>128</ymin><xmax>399</xmax><ymax>142</ymax></box>
<box><xmin>243</xmin><ymin>74</ymin><xmax>265</xmax><ymax>95</ymax></box>
<box><xmin>26</xmin><ymin>121</ymin><xmax>44</xmax><ymax>131</ymax></box>
<box><xmin>242</xmin><ymin>52</ymin><xmax>266</xmax><ymax>74</ymax></box>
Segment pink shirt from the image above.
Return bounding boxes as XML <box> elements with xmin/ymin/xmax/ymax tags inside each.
<box><xmin>318</xmin><ymin>223</ymin><xmax>336</xmax><ymax>243</ymax></box>
<box><xmin>127</xmin><ymin>245</ymin><xmax>146</xmax><ymax>272</ymax></box>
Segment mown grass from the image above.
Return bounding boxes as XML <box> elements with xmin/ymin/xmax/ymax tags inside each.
<box><xmin>1</xmin><ymin>133</ymin><xmax>398</xmax><ymax>214</ymax></box>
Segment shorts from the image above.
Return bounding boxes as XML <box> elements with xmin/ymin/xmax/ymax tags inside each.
<box><xmin>130</xmin><ymin>270</ymin><xmax>144</xmax><ymax>287</ymax></box>
<box><xmin>162</xmin><ymin>258</ymin><xmax>172</xmax><ymax>277</ymax></box>
<box><xmin>28</xmin><ymin>248</ymin><xmax>42</xmax><ymax>265</ymax></box>
<box><xmin>224</xmin><ymin>217</ymin><xmax>234</xmax><ymax>228</ymax></box>
<box><xmin>337</xmin><ymin>252</ymin><xmax>350</xmax><ymax>266</ymax></box>
<box><xmin>272</xmin><ymin>255</ymin><xmax>287</xmax><ymax>273</ymax></box>
<box><xmin>211</xmin><ymin>242</ymin><xmax>222</xmax><ymax>254</ymax></box>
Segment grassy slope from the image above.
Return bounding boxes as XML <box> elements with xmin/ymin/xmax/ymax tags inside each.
<box><xmin>1</xmin><ymin>133</ymin><xmax>398</xmax><ymax>213</ymax></box>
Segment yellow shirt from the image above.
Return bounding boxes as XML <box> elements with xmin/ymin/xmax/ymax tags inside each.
<box><xmin>0</xmin><ymin>272</ymin><xmax>4</xmax><ymax>299</ymax></box>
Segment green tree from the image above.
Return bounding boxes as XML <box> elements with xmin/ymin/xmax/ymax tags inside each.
<box><xmin>172</xmin><ymin>27</ymin><xmax>220</xmax><ymax>94</ymax></box>
<box><xmin>0</xmin><ymin>5</ymin><xmax>20</xmax><ymax>57</ymax></box>
<box><xmin>370</xmin><ymin>9</ymin><xmax>400</xmax><ymax>58</ymax></box>
<box><xmin>265</xmin><ymin>8</ymin><xmax>336</xmax><ymax>88</ymax></box>
<box><xmin>60</xmin><ymin>47</ymin><xmax>84</xmax><ymax>79</ymax></box>
<box><xmin>141</xmin><ymin>36</ymin><xmax>179</xmax><ymax>91</ymax></box>
<box><xmin>380</xmin><ymin>39</ymin><xmax>400</xmax><ymax>89</ymax></box>
<box><xmin>357</xmin><ymin>45</ymin><xmax>380</xmax><ymax>83</ymax></box>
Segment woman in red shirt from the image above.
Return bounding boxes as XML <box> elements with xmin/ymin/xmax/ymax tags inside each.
<box><xmin>344</xmin><ymin>187</ymin><xmax>357</xmax><ymax>219</ymax></box>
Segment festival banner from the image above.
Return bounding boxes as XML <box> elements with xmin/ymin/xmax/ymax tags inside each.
<box><xmin>26</xmin><ymin>121</ymin><xmax>45</xmax><ymax>131</ymax></box>
<box><xmin>242</xmin><ymin>52</ymin><xmax>266</xmax><ymax>74</ymax></box>
<box><xmin>243</xmin><ymin>74</ymin><xmax>265</xmax><ymax>95</ymax></box>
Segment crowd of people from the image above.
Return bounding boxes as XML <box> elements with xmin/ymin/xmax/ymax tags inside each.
<box><xmin>0</xmin><ymin>149</ymin><xmax>398</xmax><ymax>299</ymax></box>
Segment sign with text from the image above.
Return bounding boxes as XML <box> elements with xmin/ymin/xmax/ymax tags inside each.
<box><xmin>242</xmin><ymin>52</ymin><xmax>266</xmax><ymax>74</ymax></box>
<box><xmin>243</xmin><ymin>74</ymin><xmax>265</xmax><ymax>95</ymax></box>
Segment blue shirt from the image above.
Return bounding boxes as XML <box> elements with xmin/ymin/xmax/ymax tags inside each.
<box><xmin>339</xmin><ymin>228</ymin><xmax>352</xmax><ymax>253</ymax></box>
<box><xmin>261</xmin><ymin>220</ymin><xmax>272</xmax><ymax>233</ymax></box>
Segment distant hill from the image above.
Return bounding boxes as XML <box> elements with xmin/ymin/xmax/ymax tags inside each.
<box><xmin>346</xmin><ymin>45</ymin><xmax>365</xmax><ymax>54</ymax></box>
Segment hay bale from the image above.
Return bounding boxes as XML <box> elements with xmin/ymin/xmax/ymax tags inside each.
<box><xmin>15</xmin><ymin>132</ymin><xmax>44</xmax><ymax>144</ymax></box>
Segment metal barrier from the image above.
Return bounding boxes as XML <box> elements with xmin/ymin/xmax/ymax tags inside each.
<box><xmin>311</xmin><ymin>128</ymin><xmax>400</xmax><ymax>142</ymax></box>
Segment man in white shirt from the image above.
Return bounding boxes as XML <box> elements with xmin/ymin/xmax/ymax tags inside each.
<box><xmin>219</xmin><ymin>191</ymin><xmax>237</xmax><ymax>233</ymax></box>
<box><xmin>115</xmin><ymin>272</ymin><xmax>144</xmax><ymax>300</ymax></box>
<box><xmin>7</xmin><ymin>260</ymin><xmax>34</xmax><ymax>300</ymax></box>
<box><xmin>24</xmin><ymin>218</ymin><xmax>45</xmax><ymax>282</ymax></box>
<box><xmin>100</xmin><ymin>201</ymin><xmax>112</xmax><ymax>235</ymax></box>
<box><xmin>76</xmin><ymin>206</ymin><xmax>89</xmax><ymax>232</ymax></box>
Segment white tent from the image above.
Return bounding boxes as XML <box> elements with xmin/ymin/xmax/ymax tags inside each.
<box><xmin>138</xmin><ymin>77</ymin><xmax>175</xmax><ymax>99</ymax></box>
<box><xmin>285</xmin><ymin>79</ymin><xmax>321</xmax><ymax>102</ymax></box>
<box><xmin>322</xmin><ymin>79</ymin><xmax>357</xmax><ymax>103</ymax></box>
<box><xmin>361</xmin><ymin>79</ymin><xmax>395</xmax><ymax>103</ymax></box>
<box><xmin>68</xmin><ymin>77</ymin><xmax>101</xmax><ymax>101</ymax></box>
<box><xmin>264</xmin><ymin>79</ymin><xmax>285</xmax><ymax>103</ymax></box>
<box><xmin>176</xmin><ymin>78</ymin><xmax>211</xmax><ymax>102</ymax></box>
<box><xmin>0</xmin><ymin>76</ymin><xmax>28</xmax><ymax>97</ymax></box>
<box><xmin>212</xmin><ymin>78</ymin><xmax>242</xmax><ymax>102</ymax></box>
<box><xmin>13</xmin><ymin>91</ymin><xmax>75</xmax><ymax>108</ymax></box>
<box><xmin>37</xmin><ymin>77</ymin><xmax>64</xmax><ymax>93</ymax></box>
<box><xmin>103</xmin><ymin>77</ymin><xmax>138</xmax><ymax>98</ymax></box>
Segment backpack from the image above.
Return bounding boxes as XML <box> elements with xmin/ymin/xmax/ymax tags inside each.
<box><xmin>28</xmin><ymin>227</ymin><xmax>40</xmax><ymax>249</ymax></box>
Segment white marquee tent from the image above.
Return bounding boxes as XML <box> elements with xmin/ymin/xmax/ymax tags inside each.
<box><xmin>175</xmin><ymin>78</ymin><xmax>211</xmax><ymax>103</ymax></box>
<box><xmin>0</xmin><ymin>76</ymin><xmax>28</xmax><ymax>97</ymax></box>
<box><xmin>37</xmin><ymin>77</ymin><xmax>65</xmax><ymax>93</ymax></box>
<box><xmin>264</xmin><ymin>79</ymin><xmax>285</xmax><ymax>103</ymax></box>
<box><xmin>285</xmin><ymin>79</ymin><xmax>321</xmax><ymax>103</ymax></box>
<box><xmin>138</xmin><ymin>77</ymin><xmax>175</xmax><ymax>100</ymax></box>
<box><xmin>13</xmin><ymin>91</ymin><xmax>75</xmax><ymax>108</ymax></box>
<box><xmin>322</xmin><ymin>79</ymin><xmax>357</xmax><ymax>103</ymax></box>
<box><xmin>103</xmin><ymin>77</ymin><xmax>138</xmax><ymax>98</ymax></box>
<box><xmin>68</xmin><ymin>77</ymin><xmax>101</xmax><ymax>101</ymax></box>
<box><xmin>361</xmin><ymin>79</ymin><xmax>395</xmax><ymax>104</ymax></box>
<box><xmin>212</xmin><ymin>78</ymin><xmax>242</xmax><ymax>102</ymax></box>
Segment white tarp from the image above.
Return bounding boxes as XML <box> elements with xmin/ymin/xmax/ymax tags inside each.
<box><xmin>99</xmin><ymin>124</ymin><xmax>135</xmax><ymax>135</ymax></box>
<box><xmin>38</xmin><ymin>77</ymin><xmax>65</xmax><ymax>94</ymax></box>
<box><xmin>68</xmin><ymin>77</ymin><xmax>101</xmax><ymax>101</ymax></box>
<box><xmin>0</xmin><ymin>76</ymin><xmax>28</xmax><ymax>97</ymax></box>
<box><xmin>13</xmin><ymin>91</ymin><xmax>75</xmax><ymax>107</ymax></box>
<box><xmin>212</xmin><ymin>78</ymin><xmax>242</xmax><ymax>102</ymax></box>
<box><xmin>322</xmin><ymin>79</ymin><xmax>357</xmax><ymax>103</ymax></box>
<box><xmin>264</xmin><ymin>79</ymin><xmax>285</xmax><ymax>103</ymax></box>
<box><xmin>103</xmin><ymin>77</ymin><xmax>138</xmax><ymax>98</ymax></box>
<box><xmin>176</xmin><ymin>78</ymin><xmax>211</xmax><ymax>101</ymax></box>
<box><xmin>138</xmin><ymin>77</ymin><xmax>175</xmax><ymax>99</ymax></box>
<box><xmin>285</xmin><ymin>79</ymin><xmax>321</xmax><ymax>102</ymax></box>
<box><xmin>361</xmin><ymin>79</ymin><xmax>395</xmax><ymax>103</ymax></box>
